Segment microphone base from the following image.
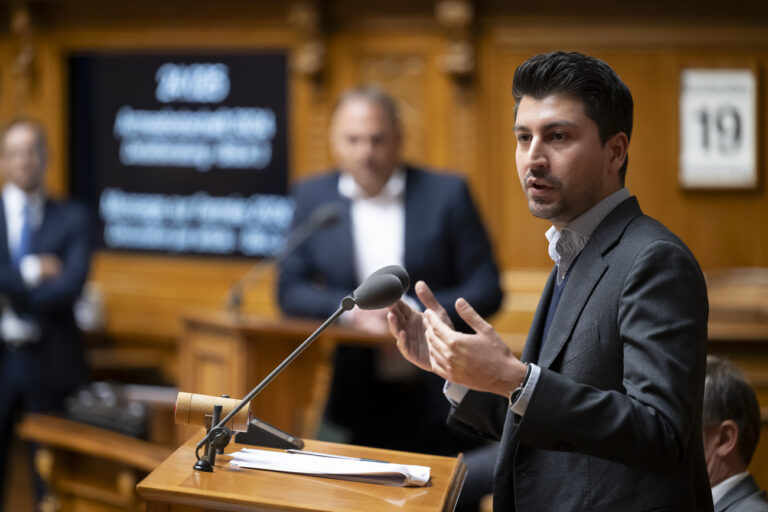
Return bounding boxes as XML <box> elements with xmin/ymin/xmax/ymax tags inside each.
<box><xmin>234</xmin><ymin>416</ymin><xmax>304</xmax><ymax>450</ymax></box>
<box><xmin>193</xmin><ymin>459</ymin><xmax>214</xmax><ymax>472</ymax></box>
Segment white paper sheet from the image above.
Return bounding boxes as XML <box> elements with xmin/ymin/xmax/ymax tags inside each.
<box><xmin>228</xmin><ymin>448</ymin><xmax>431</xmax><ymax>487</ymax></box>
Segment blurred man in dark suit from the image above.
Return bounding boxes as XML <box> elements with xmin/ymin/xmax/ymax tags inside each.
<box><xmin>704</xmin><ymin>356</ymin><xmax>768</xmax><ymax>512</ymax></box>
<box><xmin>0</xmin><ymin>119</ymin><xmax>92</xmax><ymax>503</ymax></box>
<box><xmin>278</xmin><ymin>86</ymin><xmax>503</xmax><ymax>456</ymax></box>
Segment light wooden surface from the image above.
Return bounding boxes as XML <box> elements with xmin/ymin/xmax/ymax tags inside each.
<box><xmin>177</xmin><ymin>311</ymin><xmax>394</xmax><ymax>442</ymax></box>
<box><xmin>15</xmin><ymin>413</ymin><xmax>173</xmax><ymax>512</ymax></box>
<box><xmin>137</xmin><ymin>432</ymin><xmax>466</xmax><ymax>512</ymax></box>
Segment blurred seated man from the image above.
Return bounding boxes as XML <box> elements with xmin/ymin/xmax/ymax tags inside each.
<box><xmin>704</xmin><ymin>356</ymin><xmax>768</xmax><ymax>512</ymax></box>
<box><xmin>0</xmin><ymin>119</ymin><xmax>92</xmax><ymax>503</ymax></box>
<box><xmin>278</xmin><ymin>85</ymin><xmax>503</xmax><ymax>455</ymax></box>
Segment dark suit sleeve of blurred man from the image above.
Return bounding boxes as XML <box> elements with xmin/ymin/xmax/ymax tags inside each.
<box><xmin>0</xmin><ymin>119</ymin><xmax>92</xmax><ymax>504</ymax></box>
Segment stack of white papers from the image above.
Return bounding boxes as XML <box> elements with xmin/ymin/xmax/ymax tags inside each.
<box><xmin>229</xmin><ymin>448</ymin><xmax>431</xmax><ymax>487</ymax></box>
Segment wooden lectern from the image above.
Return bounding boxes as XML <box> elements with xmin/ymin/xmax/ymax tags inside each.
<box><xmin>137</xmin><ymin>433</ymin><xmax>467</xmax><ymax>512</ymax></box>
<box><xmin>178</xmin><ymin>311</ymin><xmax>392</xmax><ymax>441</ymax></box>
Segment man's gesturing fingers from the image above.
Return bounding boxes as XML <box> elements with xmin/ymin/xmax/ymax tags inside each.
<box><xmin>455</xmin><ymin>297</ymin><xmax>494</xmax><ymax>336</ymax></box>
<box><xmin>415</xmin><ymin>281</ymin><xmax>454</xmax><ymax>329</ymax></box>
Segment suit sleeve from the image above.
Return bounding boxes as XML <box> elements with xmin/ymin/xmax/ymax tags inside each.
<box><xmin>513</xmin><ymin>240</ymin><xmax>708</xmax><ymax>472</ymax></box>
<box><xmin>0</xmin><ymin>204</ymin><xmax>92</xmax><ymax>314</ymax></box>
<box><xmin>431</xmin><ymin>179</ymin><xmax>503</xmax><ymax>324</ymax></box>
<box><xmin>277</xmin><ymin>183</ymin><xmax>349</xmax><ymax>318</ymax></box>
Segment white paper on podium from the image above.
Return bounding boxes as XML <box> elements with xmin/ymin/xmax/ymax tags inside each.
<box><xmin>229</xmin><ymin>448</ymin><xmax>431</xmax><ymax>487</ymax></box>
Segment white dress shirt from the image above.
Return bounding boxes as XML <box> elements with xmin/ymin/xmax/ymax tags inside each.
<box><xmin>338</xmin><ymin>168</ymin><xmax>418</xmax><ymax>380</ymax></box>
<box><xmin>338</xmin><ymin>168</ymin><xmax>406</xmax><ymax>284</ymax></box>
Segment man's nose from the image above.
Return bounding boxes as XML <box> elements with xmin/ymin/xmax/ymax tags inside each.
<box><xmin>525</xmin><ymin>138</ymin><xmax>547</xmax><ymax>171</ymax></box>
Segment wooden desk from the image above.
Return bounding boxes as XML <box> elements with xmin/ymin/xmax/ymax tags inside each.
<box><xmin>16</xmin><ymin>413</ymin><xmax>172</xmax><ymax>512</ymax></box>
<box><xmin>137</xmin><ymin>433</ymin><xmax>467</xmax><ymax>512</ymax></box>
<box><xmin>178</xmin><ymin>311</ymin><xmax>392</xmax><ymax>442</ymax></box>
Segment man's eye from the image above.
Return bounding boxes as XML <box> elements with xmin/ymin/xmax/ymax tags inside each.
<box><xmin>551</xmin><ymin>132</ymin><xmax>567</xmax><ymax>141</ymax></box>
<box><xmin>516</xmin><ymin>134</ymin><xmax>531</xmax><ymax>143</ymax></box>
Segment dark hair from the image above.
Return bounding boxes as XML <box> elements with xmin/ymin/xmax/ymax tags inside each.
<box><xmin>0</xmin><ymin>117</ymin><xmax>47</xmax><ymax>155</ymax></box>
<box><xmin>512</xmin><ymin>51</ymin><xmax>633</xmax><ymax>184</ymax></box>
<box><xmin>332</xmin><ymin>85</ymin><xmax>401</xmax><ymax>130</ymax></box>
<box><xmin>703</xmin><ymin>356</ymin><xmax>761</xmax><ymax>466</ymax></box>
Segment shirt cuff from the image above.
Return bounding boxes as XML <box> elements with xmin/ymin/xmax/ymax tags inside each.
<box><xmin>20</xmin><ymin>255</ymin><xmax>42</xmax><ymax>287</ymax></box>
<box><xmin>443</xmin><ymin>381</ymin><xmax>469</xmax><ymax>407</ymax></box>
<box><xmin>510</xmin><ymin>363</ymin><xmax>540</xmax><ymax>416</ymax></box>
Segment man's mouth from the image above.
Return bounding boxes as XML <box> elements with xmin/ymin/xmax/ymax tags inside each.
<box><xmin>528</xmin><ymin>178</ymin><xmax>553</xmax><ymax>191</ymax></box>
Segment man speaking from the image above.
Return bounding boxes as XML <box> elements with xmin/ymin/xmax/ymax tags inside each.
<box><xmin>388</xmin><ymin>52</ymin><xmax>712</xmax><ymax>511</ymax></box>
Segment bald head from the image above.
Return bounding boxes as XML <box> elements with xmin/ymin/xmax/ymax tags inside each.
<box><xmin>330</xmin><ymin>86</ymin><xmax>402</xmax><ymax>197</ymax></box>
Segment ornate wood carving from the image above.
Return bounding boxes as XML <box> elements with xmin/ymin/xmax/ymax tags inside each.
<box><xmin>288</xmin><ymin>1</ymin><xmax>325</xmax><ymax>83</ymax></box>
<box><xmin>358</xmin><ymin>55</ymin><xmax>427</xmax><ymax>162</ymax></box>
<box><xmin>435</xmin><ymin>0</ymin><xmax>474</xmax><ymax>82</ymax></box>
<box><xmin>10</xmin><ymin>3</ymin><xmax>36</xmax><ymax>110</ymax></box>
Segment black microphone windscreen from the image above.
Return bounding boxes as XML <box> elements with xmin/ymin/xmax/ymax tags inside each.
<box><xmin>368</xmin><ymin>265</ymin><xmax>410</xmax><ymax>294</ymax></box>
<box><xmin>352</xmin><ymin>273</ymin><xmax>404</xmax><ymax>310</ymax></box>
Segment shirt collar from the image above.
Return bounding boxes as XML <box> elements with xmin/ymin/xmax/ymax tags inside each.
<box><xmin>338</xmin><ymin>167</ymin><xmax>406</xmax><ymax>201</ymax></box>
<box><xmin>712</xmin><ymin>471</ymin><xmax>750</xmax><ymax>505</ymax></box>
<box><xmin>3</xmin><ymin>182</ymin><xmax>44</xmax><ymax>223</ymax></box>
<box><xmin>545</xmin><ymin>187</ymin><xmax>631</xmax><ymax>283</ymax></box>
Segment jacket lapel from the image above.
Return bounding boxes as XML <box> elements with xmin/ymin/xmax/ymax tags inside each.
<box><xmin>328</xmin><ymin>175</ymin><xmax>356</xmax><ymax>288</ymax></box>
<box><xmin>0</xmin><ymin>197</ymin><xmax>8</xmax><ymax>262</ymax></box>
<box><xmin>536</xmin><ymin>197</ymin><xmax>642</xmax><ymax>369</ymax></box>
<box><xmin>402</xmin><ymin>166</ymin><xmax>417</xmax><ymax>274</ymax></box>
<box><xmin>537</xmin><ymin>242</ymin><xmax>607</xmax><ymax>368</ymax></box>
<box><xmin>29</xmin><ymin>199</ymin><xmax>52</xmax><ymax>255</ymax></box>
<box><xmin>521</xmin><ymin>267</ymin><xmax>556</xmax><ymax>364</ymax></box>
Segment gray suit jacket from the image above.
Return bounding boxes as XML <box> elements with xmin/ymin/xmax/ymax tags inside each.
<box><xmin>716</xmin><ymin>475</ymin><xmax>768</xmax><ymax>512</ymax></box>
<box><xmin>449</xmin><ymin>197</ymin><xmax>713</xmax><ymax>511</ymax></box>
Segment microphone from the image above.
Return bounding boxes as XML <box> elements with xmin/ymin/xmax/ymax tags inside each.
<box><xmin>366</xmin><ymin>264</ymin><xmax>410</xmax><ymax>295</ymax></box>
<box><xmin>341</xmin><ymin>272</ymin><xmax>405</xmax><ymax>311</ymax></box>
<box><xmin>227</xmin><ymin>202</ymin><xmax>342</xmax><ymax>312</ymax></box>
<box><xmin>193</xmin><ymin>264</ymin><xmax>409</xmax><ymax>472</ymax></box>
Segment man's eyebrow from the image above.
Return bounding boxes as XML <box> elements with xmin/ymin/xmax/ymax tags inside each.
<box><xmin>513</xmin><ymin>121</ymin><xmax>578</xmax><ymax>132</ymax></box>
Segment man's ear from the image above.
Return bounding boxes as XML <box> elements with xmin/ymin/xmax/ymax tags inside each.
<box><xmin>715</xmin><ymin>419</ymin><xmax>740</xmax><ymax>458</ymax></box>
<box><xmin>606</xmin><ymin>132</ymin><xmax>628</xmax><ymax>175</ymax></box>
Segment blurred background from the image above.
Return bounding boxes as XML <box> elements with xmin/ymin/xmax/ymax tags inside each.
<box><xmin>1</xmin><ymin>0</ymin><xmax>768</xmax><ymax>510</ymax></box>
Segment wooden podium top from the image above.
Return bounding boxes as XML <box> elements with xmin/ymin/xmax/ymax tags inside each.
<box><xmin>137</xmin><ymin>433</ymin><xmax>467</xmax><ymax>512</ymax></box>
<box><xmin>182</xmin><ymin>310</ymin><xmax>393</xmax><ymax>346</ymax></box>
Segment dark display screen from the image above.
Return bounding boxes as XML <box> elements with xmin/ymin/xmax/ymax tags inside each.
<box><xmin>69</xmin><ymin>52</ymin><xmax>293</xmax><ymax>257</ymax></box>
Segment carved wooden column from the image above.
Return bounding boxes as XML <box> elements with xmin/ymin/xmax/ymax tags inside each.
<box><xmin>288</xmin><ymin>0</ymin><xmax>331</xmax><ymax>176</ymax></box>
<box><xmin>9</xmin><ymin>2</ymin><xmax>37</xmax><ymax>114</ymax></box>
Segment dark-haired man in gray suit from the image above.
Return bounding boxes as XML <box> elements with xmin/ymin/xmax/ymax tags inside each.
<box><xmin>389</xmin><ymin>51</ymin><xmax>712</xmax><ymax>511</ymax></box>
<box><xmin>704</xmin><ymin>356</ymin><xmax>768</xmax><ymax>512</ymax></box>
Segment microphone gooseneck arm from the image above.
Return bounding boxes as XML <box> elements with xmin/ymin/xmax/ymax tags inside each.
<box><xmin>227</xmin><ymin>203</ymin><xmax>342</xmax><ymax>312</ymax></box>
<box><xmin>196</xmin><ymin>302</ymin><xmax>352</xmax><ymax>453</ymax></box>
<box><xmin>197</xmin><ymin>264</ymin><xmax>409</xmax><ymax>466</ymax></box>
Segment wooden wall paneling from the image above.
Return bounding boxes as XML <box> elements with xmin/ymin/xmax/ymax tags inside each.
<box><xmin>328</xmin><ymin>32</ymin><xmax>446</xmax><ymax>169</ymax></box>
<box><xmin>482</xmin><ymin>46</ymin><xmax>552</xmax><ymax>269</ymax></box>
<box><xmin>0</xmin><ymin>36</ymin><xmax>12</xmax><ymax>123</ymax></box>
<box><xmin>482</xmin><ymin>21</ymin><xmax>768</xmax><ymax>271</ymax></box>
